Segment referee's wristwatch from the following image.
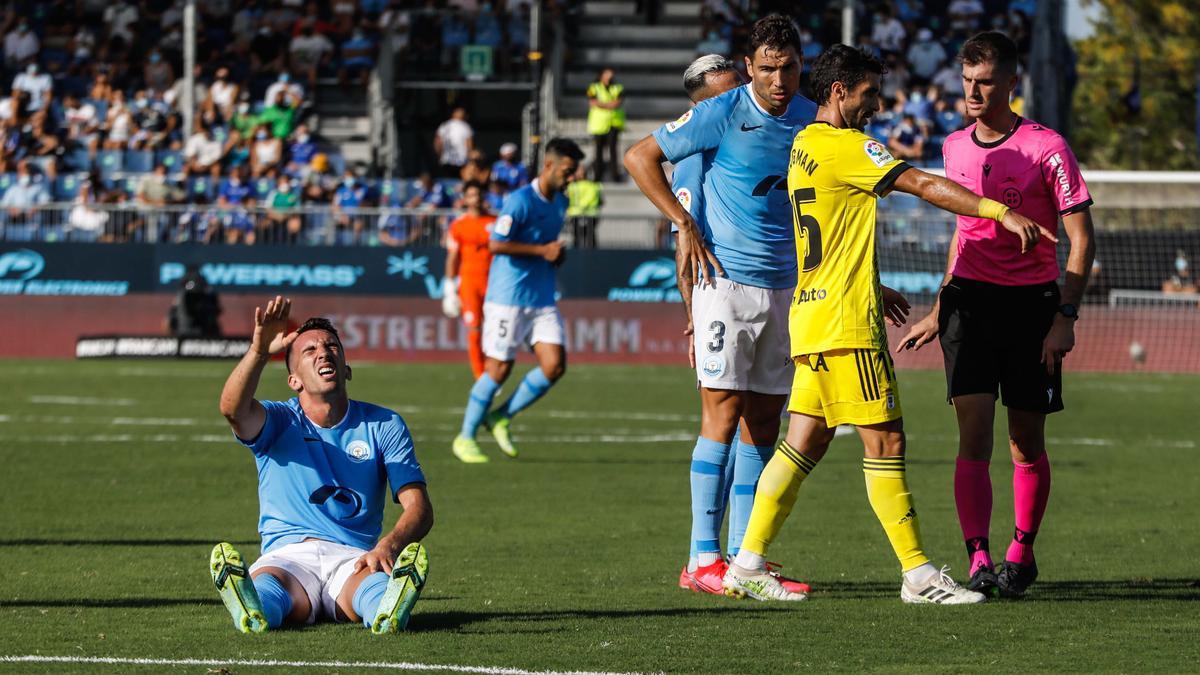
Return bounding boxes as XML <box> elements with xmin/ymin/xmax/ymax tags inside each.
<box><xmin>1057</xmin><ymin>303</ymin><xmax>1079</xmax><ymax>320</ymax></box>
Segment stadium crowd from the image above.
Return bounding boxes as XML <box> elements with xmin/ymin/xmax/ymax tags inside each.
<box><xmin>0</xmin><ymin>1</ymin><xmax>1046</xmax><ymax>247</ymax></box>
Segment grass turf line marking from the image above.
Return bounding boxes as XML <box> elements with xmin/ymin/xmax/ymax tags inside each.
<box><xmin>28</xmin><ymin>395</ymin><xmax>137</xmax><ymax>406</ymax></box>
<box><xmin>0</xmin><ymin>655</ymin><xmax>640</xmax><ymax>675</ymax></box>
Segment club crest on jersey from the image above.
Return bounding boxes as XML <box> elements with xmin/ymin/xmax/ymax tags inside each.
<box><xmin>346</xmin><ymin>440</ymin><xmax>372</xmax><ymax>463</ymax></box>
<box><xmin>674</xmin><ymin>187</ymin><xmax>692</xmax><ymax>212</ymax></box>
<box><xmin>701</xmin><ymin>354</ymin><xmax>726</xmax><ymax>378</ymax></box>
<box><xmin>666</xmin><ymin>110</ymin><xmax>693</xmax><ymax>133</ymax></box>
<box><xmin>863</xmin><ymin>140</ymin><xmax>894</xmax><ymax>168</ymax></box>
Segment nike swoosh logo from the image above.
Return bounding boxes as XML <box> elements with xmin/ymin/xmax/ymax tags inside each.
<box><xmin>740</xmin><ymin>123</ymin><xmax>762</xmax><ymax>132</ymax></box>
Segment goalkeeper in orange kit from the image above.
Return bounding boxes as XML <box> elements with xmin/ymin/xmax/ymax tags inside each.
<box><xmin>443</xmin><ymin>181</ymin><xmax>496</xmax><ymax>378</ymax></box>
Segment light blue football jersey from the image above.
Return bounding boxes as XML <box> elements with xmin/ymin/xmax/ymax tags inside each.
<box><xmin>653</xmin><ymin>84</ymin><xmax>817</xmax><ymax>289</ymax></box>
<box><xmin>238</xmin><ymin>398</ymin><xmax>426</xmax><ymax>554</ymax></box>
<box><xmin>486</xmin><ymin>179</ymin><xmax>568</xmax><ymax>308</ymax></box>
<box><xmin>669</xmin><ymin>151</ymin><xmax>710</xmax><ymax>234</ymax></box>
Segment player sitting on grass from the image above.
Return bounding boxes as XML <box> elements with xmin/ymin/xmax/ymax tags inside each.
<box><xmin>211</xmin><ymin>296</ymin><xmax>433</xmax><ymax>633</ymax></box>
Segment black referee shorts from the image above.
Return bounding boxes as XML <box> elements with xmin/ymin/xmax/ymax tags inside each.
<box><xmin>937</xmin><ymin>276</ymin><xmax>1064</xmax><ymax>414</ymax></box>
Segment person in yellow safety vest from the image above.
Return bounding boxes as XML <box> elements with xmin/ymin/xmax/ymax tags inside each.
<box><xmin>566</xmin><ymin>163</ymin><xmax>603</xmax><ymax>248</ymax></box>
<box><xmin>586</xmin><ymin>68</ymin><xmax>625</xmax><ymax>183</ymax></box>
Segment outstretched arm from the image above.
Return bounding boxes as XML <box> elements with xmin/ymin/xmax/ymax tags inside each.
<box><xmin>892</xmin><ymin>168</ymin><xmax>1057</xmax><ymax>252</ymax></box>
<box><xmin>218</xmin><ymin>296</ymin><xmax>298</xmax><ymax>440</ymax></box>
<box><xmin>353</xmin><ymin>484</ymin><xmax>434</xmax><ymax>574</ymax></box>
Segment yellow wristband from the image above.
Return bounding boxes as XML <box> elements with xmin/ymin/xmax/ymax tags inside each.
<box><xmin>978</xmin><ymin>198</ymin><xmax>1010</xmax><ymax>222</ymax></box>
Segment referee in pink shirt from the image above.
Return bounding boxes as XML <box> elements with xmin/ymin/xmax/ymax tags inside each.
<box><xmin>899</xmin><ymin>31</ymin><xmax>1096</xmax><ymax>599</ymax></box>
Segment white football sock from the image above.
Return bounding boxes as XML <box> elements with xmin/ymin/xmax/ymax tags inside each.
<box><xmin>696</xmin><ymin>552</ymin><xmax>721</xmax><ymax>567</ymax></box>
<box><xmin>903</xmin><ymin>562</ymin><xmax>938</xmax><ymax>586</ymax></box>
<box><xmin>733</xmin><ymin>550</ymin><xmax>766</xmax><ymax>572</ymax></box>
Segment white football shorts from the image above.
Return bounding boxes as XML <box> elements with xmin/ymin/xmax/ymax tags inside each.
<box><xmin>482</xmin><ymin>302</ymin><xmax>565</xmax><ymax>361</ymax></box>
<box><xmin>691</xmin><ymin>277</ymin><xmax>794</xmax><ymax>395</ymax></box>
<box><xmin>249</xmin><ymin>539</ymin><xmax>368</xmax><ymax>623</ymax></box>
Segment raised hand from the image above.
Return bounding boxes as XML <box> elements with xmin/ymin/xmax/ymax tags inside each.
<box><xmin>252</xmin><ymin>295</ymin><xmax>298</xmax><ymax>356</ymax></box>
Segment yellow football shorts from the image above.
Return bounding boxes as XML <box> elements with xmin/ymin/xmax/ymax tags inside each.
<box><xmin>788</xmin><ymin>348</ymin><xmax>903</xmax><ymax>426</ymax></box>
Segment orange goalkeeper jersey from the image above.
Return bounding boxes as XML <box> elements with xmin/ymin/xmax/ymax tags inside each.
<box><xmin>447</xmin><ymin>213</ymin><xmax>496</xmax><ymax>287</ymax></box>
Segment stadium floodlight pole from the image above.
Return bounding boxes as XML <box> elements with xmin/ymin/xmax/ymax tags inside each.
<box><xmin>182</xmin><ymin>0</ymin><xmax>196</xmax><ymax>144</ymax></box>
<box><xmin>528</xmin><ymin>0</ymin><xmax>542</xmax><ymax>167</ymax></box>
<box><xmin>841</xmin><ymin>0</ymin><xmax>856</xmax><ymax>46</ymax></box>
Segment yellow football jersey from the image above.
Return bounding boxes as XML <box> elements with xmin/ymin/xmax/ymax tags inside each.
<box><xmin>786</xmin><ymin>122</ymin><xmax>911</xmax><ymax>356</ymax></box>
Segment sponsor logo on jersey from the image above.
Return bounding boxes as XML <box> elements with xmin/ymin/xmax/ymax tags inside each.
<box><xmin>701</xmin><ymin>354</ymin><xmax>726</xmax><ymax>378</ymax></box>
<box><xmin>346</xmin><ymin>440</ymin><xmax>372</xmax><ymax>463</ymax></box>
<box><xmin>666</xmin><ymin>110</ymin><xmax>693</xmax><ymax>133</ymax></box>
<box><xmin>1047</xmin><ymin>152</ymin><xmax>1075</xmax><ymax>206</ymax></box>
<box><xmin>863</xmin><ymin>140</ymin><xmax>894</xmax><ymax>168</ymax></box>
<box><xmin>793</xmin><ymin>287</ymin><xmax>828</xmax><ymax>304</ymax></box>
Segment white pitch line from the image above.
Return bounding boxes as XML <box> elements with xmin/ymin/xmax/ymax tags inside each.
<box><xmin>0</xmin><ymin>655</ymin><xmax>639</xmax><ymax>675</ymax></box>
<box><xmin>28</xmin><ymin>395</ymin><xmax>137</xmax><ymax>406</ymax></box>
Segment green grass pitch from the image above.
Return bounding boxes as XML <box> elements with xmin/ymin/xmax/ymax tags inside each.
<box><xmin>0</xmin><ymin>359</ymin><xmax>1197</xmax><ymax>673</ymax></box>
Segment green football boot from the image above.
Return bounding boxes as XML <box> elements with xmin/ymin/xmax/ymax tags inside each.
<box><xmin>452</xmin><ymin>435</ymin><xmax>489</xmax><ymax>463</ymax></box>
<box><xmin>210</xmin><ymin>542</ymin><xmax>268</xmax><ymax>633</ymax></box>
<box><xmin>370</xmin><ymin>542</ymin><xmax>429</xmax><ymax>634</ymax></box>
<box><xmin>485</xmin><ymin>411</ymin><xmax>518</xmax><ymax>458</ymax></box>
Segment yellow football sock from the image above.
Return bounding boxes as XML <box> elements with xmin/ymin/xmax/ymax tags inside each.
<box><xmin>740</xmin><ymin>441</ymin><xmax>816</xmax><ymax>556</ymax></box>
<box><xmin>863</xmin><ymin>456</ymin><xmax>931</xmax><ymax>572</ymax></box>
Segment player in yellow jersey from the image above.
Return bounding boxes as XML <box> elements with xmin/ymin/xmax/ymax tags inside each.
<box><xmin>723</xmin><ymin>45</ymin><xmax>1055</xmax><ymax>603</ymax></box>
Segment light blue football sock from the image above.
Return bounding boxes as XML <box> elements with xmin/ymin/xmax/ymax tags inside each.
<box><xmin>460</xmin><ymin>373</ymin><xmax>500</xmax><ymax>438</ymax></box>
<box><xmin>723</xmin><ymin>435</ymin><xmax>741</xmax><ymax>554</ymax></box>
<box><xmin>691</xmin><ymin>435</ymin><xmax>739</xmax><ymax>569</ymax></box>
<box><xmin>351</xmin><ymin>571</ymin><xmax>391</xmax><ymax>629</ymax></box>
<box><xmin>728</xmin><ymin>441</ymin><xmax>775</xmax><ymax>555</ymax></box>
<box><xmin>690</xmin><ymin>436</ymin><xmax>732</xmax><ymax>568</ymax></box>
<box><xmin>497</xmin><ymin>368</ymin><xmax>553</xmax><ymax>419</ymax></box>
<box><xmin>251</xmin><ymin>573</ymin><xmax>293</xmax><ymax>629</ymax></box>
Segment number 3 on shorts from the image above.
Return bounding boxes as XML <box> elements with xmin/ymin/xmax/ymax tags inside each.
<box><xmin>707</xmin><ymin>320</ymin><xmax>725</xmax><ymax>353</ymax></box>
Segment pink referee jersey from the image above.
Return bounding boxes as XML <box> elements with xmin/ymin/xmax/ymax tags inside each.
<box><xmin>942</xmin><ymin>117</ymin><xmax>1092</xmax><ymax>286</ymax></box>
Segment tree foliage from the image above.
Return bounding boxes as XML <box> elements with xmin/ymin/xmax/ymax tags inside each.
<box><xmin>1072</xmin><ymin>1</ymin><xmax>1200</xmax><ymax>169</ymax></box>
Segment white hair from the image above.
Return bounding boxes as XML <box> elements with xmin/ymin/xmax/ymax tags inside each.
<box><xmin>683</xmin><ymin>54</ymin><xmax>736</xmax><ymax>101</ymax></box>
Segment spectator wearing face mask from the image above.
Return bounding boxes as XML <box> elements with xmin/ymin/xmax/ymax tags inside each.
<box><xmin>13</xmin><ymin>63</ymin><xmax>52</xmax><ymax>112</ymax></box>
<box><xmin>290</xmin><ymin>21</ymin><xmax>334</xmax><ymax>87</ymax></box>
<box><xmin>251</xmin><ymin>123</ymin><xmax>284</xmax><ymax>177</ymax></box>
<box><xmin>333</xmin><ymin>168</ymin><xmax>373</xmax><ymax>245</ymax></box>
<box><xmin>4</xmin><ymin>20</ymin><xmax>38</xmax><ymax>70</ymax></box>
<box><xmin>264</xmin><ymin>174</ymin><xmax>303</xmax><ymax>244</ymax></box>
<box><xmin>185</xmin><ymin>123</ymin><xmax>226</xmax><ymax>178</ymax></box>
<box><xmin>144</xmin><ymin>49</ymin><xmax>176</xmax><ymax>94</ymax></box>
<box><xmin>907</xmin><ymin>28</ymin><xmax>947</xmax><ymax>86</ymax></box>
<box><xmin>264</xmin><ymin>72</ymin><xmax>304</xmax><ymax>110</ymax></box>
<box><xmin>259</xmin><ymin>90</ymin><xmax>298</xmax><ymax>139</ymax></box>
<box><xmin>208</xmin><ymin>67</ymin><xmax>240</xmax><ymax>122</ymax></box>
<box><xmin>1</xmin><ymin>159</ymin><xmax>49</xmax><ymax>226</ymax></box>
<box><xmin>339</xmin><ymin>26</ymin><xmax>376</xmax><ymax>88</ymax></box>
<box><xmin>490</xmin><ymin>142</ymin><xmax>528</xmax><ymax>193</ymax></box>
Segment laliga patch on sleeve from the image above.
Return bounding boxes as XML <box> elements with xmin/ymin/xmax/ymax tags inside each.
<box><xmin>863</xmin><ymin>140</ymin><xmax>895</xmax><ymax>168</ymax></box>
<box><xmin>665</xmin><ymin>110</ymin><xmax>693</xmax><ymax>133</ymax></box>
<box><xmin>494</xmin><ymin>214</ymin><xmax>513</xmax><ymax>236</ymax></box>
<box><xmin>674</xmin><ymin>187</ymin><xmax>692</xmax><ymax>213</ymax></box>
